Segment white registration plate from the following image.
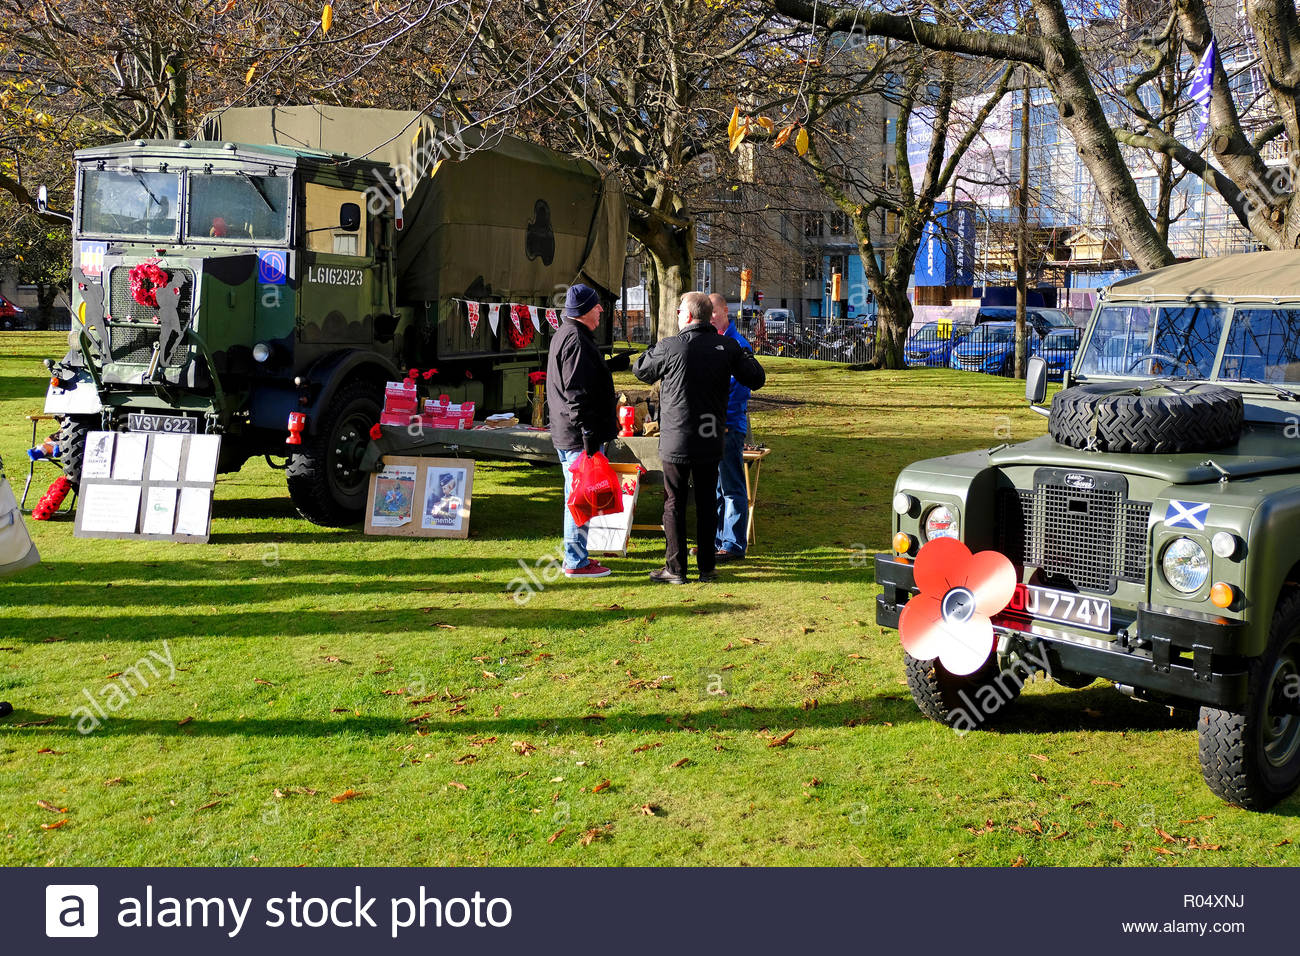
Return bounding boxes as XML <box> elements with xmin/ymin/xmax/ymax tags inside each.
<box><xmin>1002</xmin><ymin>584</ymin><xmax>1111</xmax><ymax>633</ymax></box>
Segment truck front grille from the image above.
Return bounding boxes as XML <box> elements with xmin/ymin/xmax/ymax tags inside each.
<box><xmin>108</xmin><ymin>325</ymin><xmax>161</xmax><ymax>365</ymax></box>
<box><xmin>996</xmin><ymin>469</ymin><xmax>1150</xmax><ymax>594</ymax></box>
<box><xmin>108</xmin><ymin>267</ymin><xmax>194</xmax><ymax>325</ymax></box>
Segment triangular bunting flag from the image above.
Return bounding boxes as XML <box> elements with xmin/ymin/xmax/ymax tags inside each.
<box><xmin>466</xmin><ymin>300</ymin><xmax>481</xmax><ymax>336</ymax></box>
<box><xmin>488</xmin><ymin>303</ymin><xmax>501</xmax><ymax>335</ymax></box>
<box><xmin>527</xmin><ymin>305</ymin><xmax>541</xmax><ymax>331</ymax></box>
<box><xmin>545</xmin><ymin>309</ymin><xmax>560</xmax><ymax>331</ymax></box>
<box><xmin>510</xmin><ymin>303</ymin><xmax>527</xmax><ymax>334</ymax></box>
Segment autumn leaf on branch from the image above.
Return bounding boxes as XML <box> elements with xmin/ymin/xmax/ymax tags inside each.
<box><xmin>321</xmin><ymin>3</ymin><xmax>334</xmax><ymax>34</ymax></box>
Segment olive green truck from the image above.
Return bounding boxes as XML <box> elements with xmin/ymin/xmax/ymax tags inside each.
<box><xmin>877</xmin><ymin>251</ymin><xmax>1300</xmax><ymax>809</ymax></box>
<box><xmin>42</xmin><ymin>106</ymin><xmax>628</xmax><ymax>526</ymax></box>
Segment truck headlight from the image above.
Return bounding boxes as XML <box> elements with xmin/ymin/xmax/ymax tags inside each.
<box><xmin>253</xmin><ymin>342</ymin><xmax>272</xmax><ymax>363</ymax></box>
<box><xmin>893</xmin><ymin>492</ymin><xmax>917</xmax><ymax>516</ymax></box>
<box><xmin>923</xmin><ymin>505</ymin><xmax>958</xmax><ymax>541</ymax></box>
<box><xmin>1162</xmin><ymin>537</ymin><xmax>1209</xmax><ymax>594</ymax></box>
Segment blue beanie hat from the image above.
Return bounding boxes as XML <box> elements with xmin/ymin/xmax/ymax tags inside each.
<box><xmin>564</xmin><ymin>283</ymin><xmax>601</xmax><ymax>318</ymax></box>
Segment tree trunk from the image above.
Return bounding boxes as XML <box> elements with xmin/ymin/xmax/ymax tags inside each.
<box><xmin>873</xmin><ymin>285</ymin><xmax>912</xmax><ymax>369</ymax></box>
<box><xmin>634</xmin><ymin>215</ymin><xmax>693</xmax><ymax>343</ymax></box>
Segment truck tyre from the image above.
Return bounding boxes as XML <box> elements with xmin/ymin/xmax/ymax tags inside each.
<box><xmin>1048</xmin><ymin>382</ymin><xmax>1242</xmax><ymax>454</ymax></box>
<box><xmin>286</xmin><ymin>379</ymin><xmax>382</xmax><ymax>527</ymax></box>
<box><xmin>904</xmin><ymin>652</ymin><xmax>1021</xmax><ymax>729</ymax></box>
<box><xmin>1198</xmin><ymin>588</ymin><xmax>1300</xmax><ymax>810</ymax></box>
<box><xmin>57</xmin><ymin>415</ymin><xmax>94</xmax><ymax>489</ymax></box>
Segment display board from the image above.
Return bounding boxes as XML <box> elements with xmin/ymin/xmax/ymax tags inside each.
<box><xmin>586</xmin><ymin>463</ymin><xmax>641</xmax><ymax>557</ymax></box>
<box><xmin>74</xmin><ymin>432</ymin><xmax>220</xmax><ymax>543</ymax></box>
<box><xmin>364</xmin><ymin>456</ymin><xmax>475</xmax><ymax>539</ymax></box>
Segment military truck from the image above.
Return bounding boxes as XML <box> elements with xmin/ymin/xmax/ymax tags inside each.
<box><xmin>876</xmin><ymin>250</ymin><xmax>1300</xmax><ymax>809</ymax></box>
<box><xmin>41</xmin><ymin>106</ymin><xmax>628</xmax><ymax>526</ymax></box>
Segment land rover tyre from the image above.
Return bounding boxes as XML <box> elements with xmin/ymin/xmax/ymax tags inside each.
<box><xmin>1198</xmin><ymin>588</ymin><xmax>1300</xmax><ymax>810</ymax></box>
<box><xmin>1048</xmin><ymin>382</ymin><xmax>1243</xmax><ymax>454</ymax></box>
<box><xmin>904</xmin><ymin>652</ymin><xmax>1021</xmax><ymax>729</ymax></box>
<box><xmin>56</xmin><ymin>415</ymin><xmax>94</xmax><ymax>488</ymax></box>
<box><xmin>286</xmin><ymin>378</ymin><xmax>383</xmax><ymax>527</ymax></box>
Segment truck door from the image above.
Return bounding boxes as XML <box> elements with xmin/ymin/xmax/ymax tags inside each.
<box><xmin>300</xmin><ymin>183</ymin><xmax>378</xmax><ymax>346</ymax></box>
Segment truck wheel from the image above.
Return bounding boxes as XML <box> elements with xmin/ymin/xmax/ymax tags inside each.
<box><xmin>1049</xmin><ymin>382</ymin><xmax>1242</xmax><ymax>454</ymax></box>
<box><xmin>904</xmin><ymin>652</ymin><xmax>1022</xmax><ymax>729</ymax></box>
<box><xmin>286</xmin><ymin>379</ymin><xmax>382</xmax><ymax>527</ymax></box>
<box><xmin>1198</xmin><ymin>588</ymin><xmax>1300</xmax><ymax>810</ymax></box>
<box><xmin>57</xmin><ymin>415</ymin><xmax>94</xmax><ymax>489</ymax></box>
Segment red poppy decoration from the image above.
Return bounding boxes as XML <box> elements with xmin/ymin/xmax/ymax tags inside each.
<box><xmin>528</xmin><ymin>370</ymin><xmax>546</xmax><ymax>385</ymax></box>
<box><xmin>368</xmin><ymin>423</ymin><xmax>383</xmax><ymax>441</ymax></box>
<box><xmin>128</xmin><ymin>262</ymin><xmax>169</xmax><ymax>309</ymax></box>
<box><xmin>898</xmin><ymin>537</ymin><xmax>1017</xmax><ymax>676</ymax></box>
<box><xmin>422</xmin><ymin>368</ymin><xmax>437</xmax><ymax>380</ymax></box>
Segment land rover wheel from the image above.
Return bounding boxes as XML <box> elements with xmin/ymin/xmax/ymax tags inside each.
<box><xmin>904</xmin><ymin>652</ymin><xmax>1022</xmax><ymax>729</ymax></box>
<box><xmin>56</xmin><ymin>415</ymin><xmax>94</xmax><ymax>488</ymax></box>
<box><xmin>1048</xmin><ymin>382</ymin><xmax>1243</xmax><ymax>454</ymax></box>
<box><xmin>286</xmin><ymin>379</ymin><xmax>382</xmax><ymax>527</ymax></box>
<box><xmin>1198</xmin><ymin>588</ymin><xmax>1300</xmax><ymax>810</ymax></box>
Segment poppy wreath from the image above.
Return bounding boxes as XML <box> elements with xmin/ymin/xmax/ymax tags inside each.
<box><xmin>128</xmin><ymin>262</ymin><xmax>169</xmax><ymax>309</ymax></box>
<box><xmin>507</xmin><ymin>307</ymin><xmax>536</xmax><ymax>349</ymax></box>
<box><xmin>897</xmin><ymin>537</ymin><xmax>1017</xmax><ymax>676</ymax></box>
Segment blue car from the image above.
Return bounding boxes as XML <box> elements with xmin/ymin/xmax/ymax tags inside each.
<box><xmin>1034</xmin><ymin>327</ymin><xmax>1081</xmax><ymax>380</ymax></box>
<box><xmin>904</xmin><ymin>320</ymin><xmax>973</xmax><ymax>367</ymax></box>
<box><xmin>949</xmin><ymin>322</ymin><xmax>1030</xmax><ymax>375</ymax></box>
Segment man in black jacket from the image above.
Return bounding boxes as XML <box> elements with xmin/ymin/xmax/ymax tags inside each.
<box><xmin>547</xmin><ymin>283</ymin><xmax>619</xmax><ymax>578</ymax></box>
<box><xmin>633</xmin><ymin>291</ymin><xmax>765</xmax><ymax>583</ymax></box>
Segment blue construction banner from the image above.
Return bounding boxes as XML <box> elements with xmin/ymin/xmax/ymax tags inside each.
<box><xmin>913</xmin><ymin>201</ymin><xmax>977</xmax><ymax>288</ymax></box>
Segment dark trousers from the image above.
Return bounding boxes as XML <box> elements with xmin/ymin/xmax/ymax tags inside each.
<box><xmin>662</xmin><ymin>459</ymin><xmax>721</xmax><ymax>578</ymax></box>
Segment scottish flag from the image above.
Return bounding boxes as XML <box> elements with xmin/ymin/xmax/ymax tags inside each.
<box><xmin>1165</xmin><ymin>500</ymin><xmax>1210</xmax><ymax>530</ymax></box>
<box><xmin>1189</xmin><ymin>37</ymin><xmax>1217</xmax><ymax>139</ymax></box>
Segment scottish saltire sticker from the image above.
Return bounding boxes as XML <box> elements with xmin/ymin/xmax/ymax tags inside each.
<box><xmin>1165</xmin><ymin>500</ymin><xmax>1210</xmax><ymax>530</ymax></box>
<box><xmin>79</xmin><ymin>242</ymin><xmax>107</xmax><ymax>278</ymax></box>
<box><xmin>257</xmin><ymin>249</ymin><xmax>288</xmax><ymax>285</ymax></box>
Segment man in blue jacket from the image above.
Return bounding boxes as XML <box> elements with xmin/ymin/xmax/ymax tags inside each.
<box><xmin>709</xmin><ymin>293</ymin><xmax>753</xmax><ymax>561</ymax></box>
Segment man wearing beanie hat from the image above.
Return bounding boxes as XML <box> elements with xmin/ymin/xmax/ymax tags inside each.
<box><xmin>547</xmin><ymin>283</ymin><xmax>619</xmax><ymax>578</ymax></box>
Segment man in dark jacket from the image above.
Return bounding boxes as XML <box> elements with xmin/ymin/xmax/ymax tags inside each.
<box><xmin>633</xmin><ymin>291</ymin><xmax>765</xmax><ymax>583</ymax></box>
<box><xmin>547</xmin><ymin>283</ymin><xmax>619</xmax><ymax>578</ymax></box>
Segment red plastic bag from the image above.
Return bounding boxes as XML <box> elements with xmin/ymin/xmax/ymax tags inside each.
<box><xmin>567</xmin><ymin>451</ymin><xmax>624</xmax><ymax>527</ymax></box>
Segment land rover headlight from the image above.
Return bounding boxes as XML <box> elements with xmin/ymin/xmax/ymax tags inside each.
<box><xmin>1162</xmin><ymin>537</ymin><xmax>1209</xmax><ymax>594</ymax></box>
<box><xmin>923</xmin><ymin>505</ymin><xmax>958</xmax><ymax>541</ymax></box>
<box><xmin>253</xmin><ymin>342</ymin><xmax>272</xmax><ymax>363</ymax></box>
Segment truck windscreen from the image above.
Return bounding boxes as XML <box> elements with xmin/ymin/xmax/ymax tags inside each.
<box><xmin>80</xmin><ymin>169</ymin><xmax>180</xmax><ymax>239</ymax></box>
<box><xmin>187</xmin><ymin>172</ymin><xmax>290</xmax><ymax>243</ymax></box>
<box><xmin>1076</xmin><ymin>304</ymin><xmax>1227</xmax><ymax>379</ymax></box>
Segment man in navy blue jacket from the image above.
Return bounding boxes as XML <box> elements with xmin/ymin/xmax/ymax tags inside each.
<box><xmin>708</xmin><ymin>293</ymin><xmax>753</xmax><ymax>561</ymax></box>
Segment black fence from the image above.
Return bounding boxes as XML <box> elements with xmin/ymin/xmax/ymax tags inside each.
<box><xmin>748</xmin><ymin>317</ymin><xmax>877</xmax><ymax>364</ymax></box>
<box><xmin>2</xmin><ymin>309</ymin><xmax>72</xmax><ymax>332</ymax></box>
<box><xmin>904</xmin><ymin>322</ymin><xmax>1080</xmax><ymax>379</ymax></box>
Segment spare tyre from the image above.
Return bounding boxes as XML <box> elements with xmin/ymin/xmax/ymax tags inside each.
<box><xmin>1049</xmin><ymin>382</ymin><xmax>1243</xmax><ymax>454</ymax></box>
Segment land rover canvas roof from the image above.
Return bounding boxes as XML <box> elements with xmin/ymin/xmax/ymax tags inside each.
<box><xmin>1108</xmin><ymin>250</ymin><xmax>1300</xmax><ymax>300</ymax></box>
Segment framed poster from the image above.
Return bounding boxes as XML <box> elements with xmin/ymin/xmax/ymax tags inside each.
<box><xmin>586</xmin><ymin>463</ymin><xmax>642</xmax><ymax>557</ymax></box>
<box><xmin>364</xmin><ymin>457</ymin><xmax>474</xmax><ymax>538</ymax></box>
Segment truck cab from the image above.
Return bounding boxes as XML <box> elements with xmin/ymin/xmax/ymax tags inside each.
<box><xmin>876</xmin><ymin>250</ymin><xmax>1300</xmax><ymax>810</ymax></box>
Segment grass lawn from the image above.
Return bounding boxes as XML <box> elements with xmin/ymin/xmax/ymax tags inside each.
<box><xmin>2</xmin><ymin>330</ymin><xmax>1298</xmax><ymax>867</ymax></box>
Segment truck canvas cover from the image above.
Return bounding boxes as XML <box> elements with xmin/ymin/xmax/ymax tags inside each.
<box><xmin>198</xmin><ymin>106</ymin><xmax>628</xmax><ymax>302</ymax></box>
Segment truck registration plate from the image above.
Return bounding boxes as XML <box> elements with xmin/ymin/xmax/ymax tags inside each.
<box><xmin>127</xmin><ymin>413</ymin><xmax>197</xmax><ymax>434</ymax></box>
<box><xmin>1003</xmin><ymin>584</ymin><xmax>1111</xmax><ymax>633</ymax></box>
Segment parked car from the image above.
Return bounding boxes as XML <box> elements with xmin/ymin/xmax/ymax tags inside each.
<box><xmin>0</xmin><ymin>295</ymin><xmax>24</xmax><ymax>327</ymax></box>
<box><xmin>948</xmin><ymin>322</ymin><xmax>1035</xmax><ymax>375</ymax></box>
<box><xmin>976</xmin><ymin>306</ymin><xmax>1073</xmax><ymax>337</ymax></box>
<box><xmin>1034</xmin><ymin>326</ymin><xmax>1081</xmax><ymax>379</ymax></box>
<box><xmin>905</xmin><ymin>320</ymin><xmax>974</xmax><ymax>368</ymax></box>
<box><xmin>761</xmin><ymin>308</ymin><xmax>792</xmax><ymax>333</ymax></box>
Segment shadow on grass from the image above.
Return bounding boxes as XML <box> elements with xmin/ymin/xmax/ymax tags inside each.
<box><xmin>0</xmin><ymin>694</ymin><xmax>922</xmax><ymax>739</ymax></box>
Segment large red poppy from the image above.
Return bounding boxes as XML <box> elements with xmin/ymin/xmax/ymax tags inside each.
<box><xmin>898</xmin><ymin>537</ymin><xmax>1017</xmax><ymax>676</ymax></box>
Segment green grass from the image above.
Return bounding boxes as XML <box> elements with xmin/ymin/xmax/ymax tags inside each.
<box><xmin>1</xmin><ymin>330</ymin><xmax>1298</xmax><ymax>866</ymax></box>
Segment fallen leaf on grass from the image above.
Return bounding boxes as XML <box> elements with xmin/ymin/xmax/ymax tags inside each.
<box><xmin>1030</xmin><ymin>773</ymin><xmax>1046</xmax><ymax>783</ymax></box>
<box><xmin>434</xmin><ymin>623</ymin><xmax>457</xmax><ymax>630</ymax></box>
<box><xmin>671</xmin><ymin>757</ymin><xmax>690</xmax><ymax>768</ymax></box>
<box><xmin>847</xmin><ymin>654</ymin><xmax>867</xmax><ymax>659</ymax></box>
<box><xmin>407</xmin><ymin>712</ymin><xmax>433</xmax><ymax>724</ymax></box>
<box><xmin>16</xmin><ymin>717</ymin><xmax>55</xmax><ymax>727</ymax></box>
<box><xmin>600</xmin><ymin>604</ymin><xmax>625</xmax><ymax>611</ymax></box>
<box><xmin>632</xmin><ymin>742</ymin><xmax>662</xmax><ymax>754</ymax></box>
<box><xmin>1029</xmin><ymin>754</ymin><xmax>1049</xmax><ymax>762</ymax></box>
<box><xmin>768</xmin><ymin>730</ymin><xmax>797</xmax><ymax>748</ymax></box>
<box><xmin>177</xmin><ymin>716</ymin><xmax>193</xmax><ymax>727</ymax></box>
<box><xmin>964</xmin><ymin>819</ymin><xmax>996</xmax><ymax>835</ymax></box>
<box><xmin>1083</xmin><ymin>708</ymin><xmax>1103</xmax><ymax>718</ymax></box>
<box><xmin>454</xmin><ymin>754</ymin><xmax>477</xmax><ymax>765</ymax></box>
<box><xmin>36</xmin><ymin>748</ymin><xmax>65</xmax><ymax>755</ymax></box>
<box><xmin>547</xmin><ymin>827</ymin><xmax>566</xmax><ymax>844</ymax></box>
<box><xmin>40</xmin><ymin>819</ymin><xmax>68</xmax><ymax>830</ymax></box>
<box><xmin>36</xmin><ymin>800</ymin><xmax>66</xmax><ymax>813</ymax></box>
<box><xmin>578</xmin><ymin>825</ymin><xmax>611</xmax><ymax>847</ymax></box>
<box><xmin>253</xmin><ymin>678</ymin><xmax>275</xmax><ymax>686</ymax></box>
<box><xmin>802</xmin><ymin>698</ymin><xmax>818</xmax><ymax>710</ymax></box>
<box><xmin>639</xmin><ymin>803</ymin><xmax>659</xmax><ymax>816</ymax></box>
<box><xmin>592</xmin><ymin>779</ymin><xmax>611</xmax><ymax>793</ymax></box>
<box><xmin>446</xmin><ymin>704</ymin><xmax>467</xmax><ymax>715</ymax></box>
<box><xmin>1090</xmin><ymin>779</ymin><xmax>1122</xmax><ymax>788</ymax></box>
<box><xmin>1151</xmin><ymin>846</ymin><xmax>1175</xmax><ymax>856</ymax></box>
<box><xmin>447</xmin><ymin>781</ymin><xmax>468</xmax><ymax>791</ymax></box>
<box><xmin>1051</xmin><ymin>830</ymin><xmax>1070</xmax><ymax>841</ymax></box>
<box><xmin>1276</xmin><ymin>839</ymin><xmax>1292</xmax><ymax>848</ymax></box>
<box><xmin>331</xmin><ymin>789</ymin><xmax>362</xmax><ymax>803</ymax></box>
<box><xmin>196</xmin><ymin>800</ymin><xmax>221</xmax><ymax>811</ymax></box>
<box><xmin>330</xmin><ymin>708</ymin><xmax>352</xmax><ymax>713</ymax></box>
<box><xmin>1011</xmin><ymin>855</ymin><xmax>1026</xmax><ymax>867</ymax></box>
<box><xmin>103</xmin><ymin>777</ymin><xmax>124</xmax><ymax>786</ymax></box>
<box><xmin>322</xmin><ymin>656</ymin><xmax>343</xmax><ymax>663</ymax></box>
<box><xmin>513</xmin><ymin>741</ymin><xmax>537</xmax><ymax>756</ymax></box>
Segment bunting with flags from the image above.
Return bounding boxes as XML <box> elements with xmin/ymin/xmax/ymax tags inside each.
<box><xmin>1190</xmin><ymin>36</ymin><xmax>1217</xmax><ymax>139</ymax></box>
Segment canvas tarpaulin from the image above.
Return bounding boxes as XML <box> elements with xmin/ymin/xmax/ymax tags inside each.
<box><xmin>198</xmin><ymin>106</ymin><xmax>628</xmax><ymax>300</ymax></box>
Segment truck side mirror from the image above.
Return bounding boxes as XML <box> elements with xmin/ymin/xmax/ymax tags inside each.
<box><xmin>1026</xmin><ymin>355</ymin><xmax>1048</xmax><ymax>405</ymax></box>
<box><xmin>339</xmin><ymin>203</ymin><xmax>361</xmax><ymax>232</ymax></box>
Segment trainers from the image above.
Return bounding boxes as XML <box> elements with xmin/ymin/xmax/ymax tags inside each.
<box><xmin>649</xmin><ymin>567</ymin><xmax>687</xmax><ymax>585</ymax></box>
<box><xmin>698</xmin><ymin>571</ymin><xmax>718</xmax><ymax>583</ymax></box>
<box><xmin>565</xmin><ymin>561</ymin><xmax>611</xmax><ymax>579</ymax></box>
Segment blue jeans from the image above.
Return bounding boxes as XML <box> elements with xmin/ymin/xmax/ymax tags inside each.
<box><xmin>558</xmin><ymin>445</ymin><xmax>601</xmax><ymax>570</ymax></box>
<box><xmin>715</xmin><ymin>428</ymin><xmax>748</xmax><ymax>555</ymax></box>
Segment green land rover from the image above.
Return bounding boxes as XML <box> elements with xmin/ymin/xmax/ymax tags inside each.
<box><xmin>876</xmin><ymin>250</ymin><xmax>1300</xmax><ymax>809</ymax></box>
